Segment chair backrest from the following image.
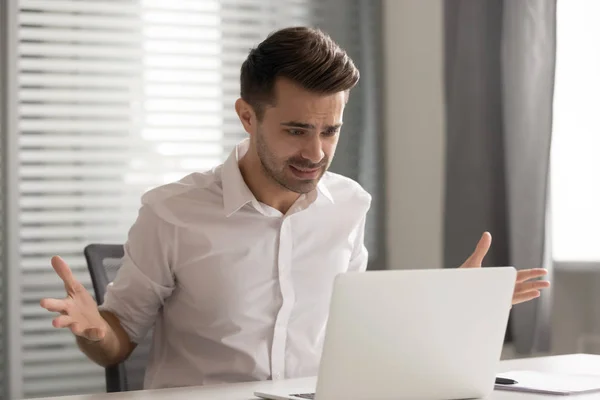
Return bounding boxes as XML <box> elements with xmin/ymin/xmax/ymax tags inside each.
<box><xmin>84</xmin><ymin>244</ymin><xmax>153</xmax><ymax>392</ymax></box>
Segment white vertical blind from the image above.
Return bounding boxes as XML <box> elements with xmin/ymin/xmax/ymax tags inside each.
<box><xmin>13</xmin><ymin>0</ymin><xmax>343</xmax><ymax>398</ymax></box>
<box><xmin>551</xmin><ymin>0</ymin><xmax>600</xmax><ymax>262</ymax></box>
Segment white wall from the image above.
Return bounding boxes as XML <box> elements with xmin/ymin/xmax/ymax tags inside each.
<box><xmin>383</xmin><ymin>0</ymin><xmax>446</xmax><ymax>270</ymax></box>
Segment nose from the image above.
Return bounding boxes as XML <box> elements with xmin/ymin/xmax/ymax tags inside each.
<box><xmin>300</xmin><ymin>135</ymin><xmax>325</xmax><ymax>165</ymax></box>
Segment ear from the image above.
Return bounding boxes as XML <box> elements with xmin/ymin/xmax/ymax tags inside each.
<box><xmin>235</xmin><ymin>98</ymin><xmax>257</xmax><ymax>136</ymax></box>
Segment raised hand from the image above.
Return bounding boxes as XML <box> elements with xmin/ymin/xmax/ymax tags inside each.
<box><xmin>40</xmin><ymin>256</ymin><xmax>108</xmax><ymax>342</ymax></box>
<box><xmin>459</xmin><ymin>232</ymin><xmax>551</xmax><ymax>305</ymax></box>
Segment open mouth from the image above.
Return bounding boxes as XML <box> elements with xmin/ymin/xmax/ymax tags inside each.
<box><xmin>289</xmin><ymin>165</ymin><xmax>321</xmax><ymax>179</ymax></box>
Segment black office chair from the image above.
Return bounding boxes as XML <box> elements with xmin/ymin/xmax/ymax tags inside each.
<box><xmin>84</xmin><ymin>244</ymin><xmax>153</xmax><ymax>392</ymax></box>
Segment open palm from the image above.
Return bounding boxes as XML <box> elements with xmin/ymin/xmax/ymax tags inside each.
<box><xmin>40</xmin><ymin>256</ymin><xmax>108</xmax><ymax>341</ymax></box>
<box><xmin>459</xmin><ymin>232</ymin><xmax>551</xmax><ymax>305</ymax></box>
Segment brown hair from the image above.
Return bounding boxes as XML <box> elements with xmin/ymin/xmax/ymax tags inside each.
<box><xmin>240</xmin><ymin>26</ymin><xmax>360</xmax><ymax>120</ymax></box>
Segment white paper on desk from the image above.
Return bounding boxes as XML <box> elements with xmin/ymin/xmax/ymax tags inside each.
<box><xmin>495</xmin><ymin>370</ymin><xmax>600</xmax><ymax>395</ymax></box>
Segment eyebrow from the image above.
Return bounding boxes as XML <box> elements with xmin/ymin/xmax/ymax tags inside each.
<box><xmin>280</xmin><ymin>121</ymin><xmax>343</xmax><ymax>131</ymax></box>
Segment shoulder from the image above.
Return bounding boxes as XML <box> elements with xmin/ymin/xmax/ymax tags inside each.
<box><xmin>138</xmin><ymin>167</ymin><xmax>224</xmax><ymax>224</ymax></box>
<box><xmin>321</xmin><ymin>171</ymin><xmax>371</xmax><ymax>212</ymax></box>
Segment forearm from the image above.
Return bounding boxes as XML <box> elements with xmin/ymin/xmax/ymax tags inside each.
<box><xmin>76</xmin><ymin>310</ymin><xmax>135</xmax><ymax>367</ymax></box>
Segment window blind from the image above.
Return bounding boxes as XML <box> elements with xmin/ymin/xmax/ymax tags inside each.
<box><xmin>1</xmin><ymin>1</ymin><xmax>8</xmax><ymax>397</ymax></box>
<box><xmin>10</xmin><ymin>0</ymin><xmax>380</xmax><ymax>398</ymax></box>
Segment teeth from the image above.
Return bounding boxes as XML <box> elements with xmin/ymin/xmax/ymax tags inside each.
<box><xmin>293</xmin><ymin>166</ymin><xmax>317</xmax><ymax>172</ymax></box>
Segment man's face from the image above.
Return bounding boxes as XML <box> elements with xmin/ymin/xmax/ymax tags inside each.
<box><xmin>253</xmin><ymin>78</ymin><xmax>346</xmax><ymax>194</ymax></box>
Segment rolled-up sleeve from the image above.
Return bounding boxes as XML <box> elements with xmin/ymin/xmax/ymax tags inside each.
<box><xmin>348</xmin><ymin>214</ymin><xmax>369</xmax><ymax>273</ymax></box>
<box><xmin>99</xmin><ymin>204</ymin><xmax>176</xmax><ymax>343</ymax></box>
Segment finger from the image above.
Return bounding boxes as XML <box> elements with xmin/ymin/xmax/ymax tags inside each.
<box><xmin>70</xmin><ymin>323</ymin><xmax>85</xmax><ymax>337</ymax></box>
<box><xmin>51</xmin><ymin>256</ymin><xmax>79</xmax><ymax>293</ymax></box>
<box><xmin>461</xmin><ymin>232</ymin><xmax>492</xmax><ymax>268</ymax></box>
<box><xmin>52</xmin><ymin>315</ymin><xmax>74</xmax><ymax>328</ymax></box>
<box><xmin>516</xmin><ymin>268</ymin><xmax>548</xmax><ymax>283</ymax></box>
<box><xmin>513</xmin><ymin>289</ymin><xmax>541</xmax><ymax>305</ymax></box>
<box><xmin>40</xmin><ymin>298</ymin><xmax>68</xmax><ymax>313</ymax></box>
<box><xmin>516</xmin><ymin>280</ymin><xmax>551</xmax><ymax>293</ymax></box>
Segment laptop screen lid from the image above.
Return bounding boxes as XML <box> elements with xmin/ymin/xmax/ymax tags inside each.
<box><xmin>313</xmin><ymin>267</ymin><xmax>516</xmax><ymax>400</ymax></box>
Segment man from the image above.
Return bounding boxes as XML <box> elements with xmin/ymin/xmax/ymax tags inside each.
<box><xmin>40</xmin><ymin>27</ymin><xmax>550</xmax><ymax>390</ymax></box>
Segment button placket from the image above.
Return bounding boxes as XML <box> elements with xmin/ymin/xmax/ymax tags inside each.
<box><xmin>270</xmin><ymin>217</ymin><xmax>295</xmax><ymax>380</ymax></box>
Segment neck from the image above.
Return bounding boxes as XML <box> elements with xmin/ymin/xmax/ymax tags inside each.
<box><xmin>238</xmin><ymin>149</ymin><xmax>300</xmax><ymax>214</ymax></box>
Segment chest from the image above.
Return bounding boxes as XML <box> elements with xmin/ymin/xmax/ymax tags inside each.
<box><xmin>170</xmin><ymin>210</ymin><xmax>357</xmax><ymax>317</ymax></box>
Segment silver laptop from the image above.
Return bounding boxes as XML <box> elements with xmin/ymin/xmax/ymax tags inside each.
<box><xmin>255</xmin><ymin>267</ymin><xmax>516</xmax><ymax>400</ymax></box>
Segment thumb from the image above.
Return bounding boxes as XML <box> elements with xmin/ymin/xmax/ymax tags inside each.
<box><xmin>460</xmin><ymin>232</ymin><xmax>492</xmax><ymax>268</ymax></box>
<box><xmin>83</xmin><ymin>327</ymin><xmax>106</xmax><ymax>342</ymax></box>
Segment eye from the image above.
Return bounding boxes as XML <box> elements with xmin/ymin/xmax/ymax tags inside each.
<box><xmin>322</xmin><ymin>129</ymin><xmax>339</xmax><ymax>137</ymax></box>
<box><xmin>287</xmin><ymin>129</ymin><xmax>304</xmax><ymax>136</ymax></box>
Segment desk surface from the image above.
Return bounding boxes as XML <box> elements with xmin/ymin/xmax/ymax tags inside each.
<box><xmin>36</xmin><ymin>354</ymin><xmax>600</xmax><ymax>400</ymax></box>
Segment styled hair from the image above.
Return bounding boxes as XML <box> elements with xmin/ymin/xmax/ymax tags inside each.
<box><xmin>240</xmin><ymin>26</ymin><xmax>360</xmax><ymax>119</ymax></box>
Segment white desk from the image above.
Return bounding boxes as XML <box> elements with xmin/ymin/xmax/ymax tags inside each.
<box><xmin>36</xmin><ymin>354</ymin><xmax>600</xmax><ymax>400</ymax></box>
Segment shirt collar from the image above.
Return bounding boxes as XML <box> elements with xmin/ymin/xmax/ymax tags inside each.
<box><xmin>222</xmin><ymin>140</ymin><xmax>258</xmax><ymax>217</ymax></box>
<box><xmin>317</xmin><ymin>179</ymin><xmax>334</xmax><ymax>204</ymax></box>
<box><xmin>221</xmin><ymin>139</ymin><xmax>334</xmax><ymax>217</ymax></box>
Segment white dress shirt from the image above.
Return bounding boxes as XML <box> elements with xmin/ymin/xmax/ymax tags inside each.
<box><xmin>99</xmin><ymin>139</ymin><xmax>371</xmax><ymax>389</ymax></box>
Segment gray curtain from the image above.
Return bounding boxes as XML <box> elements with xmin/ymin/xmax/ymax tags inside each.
<box><xmin>444</xmin><ymin>0</ymin><xmax>556</xmax><ymax>354</ymax></box>
<box><xmin>321</xmin><ymin>0</ymin><xmax>386</xmax><ymax>271</ymax></box>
